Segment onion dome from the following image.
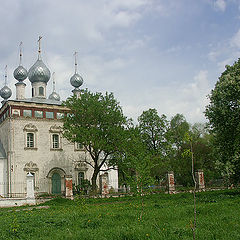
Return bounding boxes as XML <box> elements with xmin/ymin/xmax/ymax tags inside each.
<box><xmin>48</xmin><ymin>72</ymin><xmax>60</xmax><ymax>101</ymax></box>
<box><xmin>14</xmin><ymin>42</ymin><xmax>28</xmax><ymax>82</ymax></box>
<box><xmin>70</xmin><ymin>73</ymin><xmax>83</xmax><ymax>88</ymax></box>
<box><xmin>28</xmin><ymin>59</ymin><xmax>51</xmax><ymax>83</ymax></box>
<box><xmin>14</xmin><ymin>66</ymin><xmax>28</xmax><ymax>81</ymax></box>
<box><xmin>70</xmin><ymin>52</ymin><xmax>83</xmax><ymax>89</ymax></box>
<box><xmin>49</xmin><ymin>91</ymin><xmax>60</xmax><ymax>101</ymax></box>
<box><xmin>1</xmin><ymin>66</ymin><xmax>12</xmax><ymax>101</ymax></box>
<box><xmin>0</xmin><ymin>86</ymin><xmax>12</xmax><ymax>100</ymax></box>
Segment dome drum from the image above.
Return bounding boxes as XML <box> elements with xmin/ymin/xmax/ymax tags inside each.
<box><xmin>32</xmin><ymin>82</ymin><xmax>47</xmax><ymax>98</ymax></box>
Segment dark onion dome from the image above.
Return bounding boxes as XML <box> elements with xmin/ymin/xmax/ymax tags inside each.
<box><xmin>49</xmin><ymin>91</ymin><xmax>60</xmax><ymax>101</ymax></box>
<box><xmin>0</xmin><ymin>86</ymin><xmax>12</xmax><ymax>100</ymax></box>
<box><xmin>70</xmin><ymin>73</ymin><xmax>83</xmax><ymax>88</ymax></box>
<box><xmin>28</xmin><ymin>59</ymin><xmax>51</xmax><ymax>83</ymax></box>
<box><xmin>13</xmin><ymin>65</ymin><xmax>28</xmax><ymax>81</ymax></box>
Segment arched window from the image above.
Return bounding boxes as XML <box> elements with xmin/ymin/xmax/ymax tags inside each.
<box><xmin>39</xmin><ymin>87</ymin><xmax>44</xmax><ymax>96</ymax></box>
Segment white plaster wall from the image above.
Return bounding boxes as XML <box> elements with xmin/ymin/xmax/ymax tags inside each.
<box><xmin>1</xmin><ymin>114</ymin><xmax>119</xmax><ymax>195</ymax></box>
<box><xmin>11</xmin><ymin>117</ymin><xmax>95</xmax><ymax>194</ymax></box>
<box><xmin>0</xmin><ymin>119</ymin><xmax>10</xmax><ymax>157</ymax></box>
<box><xmin>0</xmin><ymin>119</ymin><xmax>10</xmax><ymax>196</ymax></box>
<box><xmin>0</xmin><ymin>159</ymin><xmax>6</xmax><ymax>196</ymax></box>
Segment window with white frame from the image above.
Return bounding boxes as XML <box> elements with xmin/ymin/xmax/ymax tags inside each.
<box><xmin>23</xmin><ymin>123</ymin><xmax>38</xmax><ymax>150</ymax></box>
<box><xmin>49</xmin><ymin>125</ymin><xmax>62</xmax><ymax>150</ymax></box>
<box><xmin>52</xmin><ymin>134</ymin><xmax>60</xmax><ymax>149</ymax></box>
<box><xmin>27</xmin><ymin>133</ymin><xmax>34</xmax><ymax>148</ymax></box>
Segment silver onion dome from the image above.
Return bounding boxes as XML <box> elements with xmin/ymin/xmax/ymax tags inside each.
<box><xmin>13</xmin><ymin>66</ymin><xmax>28</xmax><ymax>81</ymax></box>
<box><xmin>0</xmin><ymin>86</ymin><xmax>12</xmax><ymax>100</ymax></box>
<box><xmin>49</xmin><ymin>91</ymin><xmax>60</xmax><ymax>101</ymax></box>
<box><xmin>28</xmin><ymin>59</ymin><xmax>51</xmax><ymax>83</ymax></box>
<box><xmin>70</xmin><ymin>73</ymin><xmax>83</xmax><ymax>88</ymax></box>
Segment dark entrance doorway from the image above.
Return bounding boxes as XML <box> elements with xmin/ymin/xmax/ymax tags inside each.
<box><xmin>52</xmin><ymin>173</ymin><xmax>61</xmax><ymax>194</ymax></box>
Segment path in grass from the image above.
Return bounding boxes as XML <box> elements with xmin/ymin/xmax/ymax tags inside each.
<box><xmin>0</xmin><ymin>189</ymin><xmax>239</xmax><ymax>240</ymax></box>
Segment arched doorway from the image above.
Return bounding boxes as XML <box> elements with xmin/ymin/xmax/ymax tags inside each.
<box><xmin>52</xmin><ymin>172</ymin><xmax>61</xmax><ymax>194</ymax></box>
<box><xmin>47</xmin><ymin>168</ymin><xmax>66</xmax><ymax>195</ymax></box>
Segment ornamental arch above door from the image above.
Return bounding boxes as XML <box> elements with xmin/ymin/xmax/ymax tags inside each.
<box><xmin>47</xmin><ymin>167</ymin><xmax>66</xmax><ymax>195</ymax></box>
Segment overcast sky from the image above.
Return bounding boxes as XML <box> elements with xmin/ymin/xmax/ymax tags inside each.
<box><xmin>0</xmin><ymin>0</ymin><xmax>239</xmax><ymax>123</ymax></box>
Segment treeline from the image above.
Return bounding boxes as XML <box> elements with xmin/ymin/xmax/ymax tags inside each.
<box><xmin>62</xmin><ymin>90</ymin><xmax>224</xmax><ymax>192</ymax></box>
<box><xmin>117</xmin><ymin>109</ymin><xmax>219</xmax><ymax>188</ymax></box>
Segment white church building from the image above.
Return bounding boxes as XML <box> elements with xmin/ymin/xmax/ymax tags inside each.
<box><xmin>0</xmin><ymin>39</ymin><xmax>118</xmax><ymax>197</ymax></box>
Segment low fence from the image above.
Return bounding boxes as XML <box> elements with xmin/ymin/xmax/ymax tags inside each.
<box><xmin>0</xmin><ymin>173</ymin><xmax>35</xmax><ymax>207</ymax></box>
<box><xmin>0</xmin><ymin>181</ymin><xmax>26</xmax><ymax>198</ymax></box>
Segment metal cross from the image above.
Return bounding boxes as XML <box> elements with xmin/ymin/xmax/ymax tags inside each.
<box><xmin>74</xmin><ymin>51</ymin><xmax>78</xmax><ymax>73</ymax></box>
<box><xmin>38</xmin><ymin>36</ymin><xmax>42</xmax><ymax>58</ymax></box>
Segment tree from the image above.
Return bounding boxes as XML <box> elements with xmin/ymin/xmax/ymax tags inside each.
<box><xmin>62</xmin><ymin>89</ymin><xmax>127</xmax><ymax>192</ymax></box>
<box><xmin>115</xmin><ymin>125</ymin><xmax>154</xmax><ymax>220</ymax></box>
<box><xmin>168</xmin><ymin>113</ymin><xmax>190</xmax><ymax>150</ymax></box>
<box><xmin>205</xmin><ymin>59</ymin><xmax>240</xmax><ymax>182</ymax></box>
<box><xmin>138</xmin><ymin>109</ymin><xmax>169</xmax><ymax>155</ymax></box>
<box><xmin>137</xmin><ymin>109</ymin><xmax>170</xmax><ymax>180</ymax></box>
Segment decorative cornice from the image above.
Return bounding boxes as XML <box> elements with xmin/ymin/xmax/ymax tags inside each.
<box><xmin>49</xmin><ymin>124</ymin><xmax>62</xmax><ymax>133</ymax></box>
<box><xmin>23</xmin><ymin>123</ymin><xmax>38</xmax><ymax>132</ymax></box>
<box><xmin>75</xmin><ymin>162</ymin><xmax>88</xmax><ymax>171</ymax></box>
<box><xmin>23</xmin><ymin>161</ymin><xmax>39</xmax><ymax>172</ymax></box>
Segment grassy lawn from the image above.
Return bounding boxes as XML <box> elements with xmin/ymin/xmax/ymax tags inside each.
<box><xmin>0</xmin><ymin>189</ymin><xmax>239</xmax><ymax>240</ymax></box>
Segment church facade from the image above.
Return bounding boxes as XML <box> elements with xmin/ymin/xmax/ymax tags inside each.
<box><xmin>0</xmin><ymin>40</ymin><xmax>118</xmax><ymax>197</ymax></box>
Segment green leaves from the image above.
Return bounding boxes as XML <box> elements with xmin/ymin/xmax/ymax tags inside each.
<box><xmin>205</xmin><ymin>58</ymin><xmax>240</xmax><ymax>181</ymax></box>
<box><xmin>62</xmin><ymin>89</ymin><xmax>128</xmax><ymax>190</ymax></box>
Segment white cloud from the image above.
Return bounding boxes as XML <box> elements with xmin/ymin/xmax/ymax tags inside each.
<box><xmin>214</xmin><ymin>0</ymin><xmax>226</xmax><ymax>11</ymax></box>
<box><xmin>122</xmin><ymin>70</ymin><xmax>211</xmax><ymax>123</ymax></box>
<box><xmin>230</xmin><ymin>29</ymin><xmax>240</xmax><ymax>48</ymax></box>
<box><xmin>108</xmin><ymin>0</ymin><xmax>149</xmax><ymax>11</ymax></box>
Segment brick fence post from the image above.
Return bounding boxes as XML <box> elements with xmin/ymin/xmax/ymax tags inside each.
<box><xmin>167</xmin><ymin>171</ymin><xmax>175</xmax><ymax>194</ymax></box>
<box><xmin>65</xmin><ymin>175</ymin><xmax>73</xmax><ymax>199</ymax></box>
<box><xmin>195</xmin><ymin>169</ymin><xmax>205</xmax><ymax>190</ymax></box>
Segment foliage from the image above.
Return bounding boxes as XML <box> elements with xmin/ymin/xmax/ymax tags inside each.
<box><xmin>62</xmin><ymin>89</ymin><xmax>128</xmax><ymax>191</ymax></box>
<box><xmin>117</xmin><ymin>125</ymin><xmax>154</xmax><ymax>190</ymax></box>
<box><xmin>137</xmin><ymin>109</ymin><xmax>171</xmax><ymax>181</ymax></box>
<box><xmin>205</xmin><ymin>59</ymin><xmax>240</xmax><ymax>182</ymax></box>
<box><xmin>168</xmin><ymin>113</ymin><xmax>190</xmax><ymax>150</ymax></box>
<box><xmin>168</xmin><ymin>116</ymin><xmax>217</xmax><ymax>186</ymax></box>
<box><xmin>73</xmin><ymin>179</ymin><xmax>91</xmax><ymax>195</ymax></box>
<box><xmin>135</xmin><ymin>109</ymin><xmax>217</xmax><ymax>187</ymax></box>
<box><xmin>138</xmin><ymin>109</ymin><xmax>169</xmax><ymax>155</ymax></box>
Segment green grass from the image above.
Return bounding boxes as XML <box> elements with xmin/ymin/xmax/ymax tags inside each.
<box><xmin>0</xmin><ymin>189</ymin><xmax>240</xmax><ymax>239</ymax></box>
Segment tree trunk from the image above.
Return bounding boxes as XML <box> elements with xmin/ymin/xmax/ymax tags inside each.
<box><xmin>91</xmin><ymin>168</ymin><xmax>99</xmax><ymax>194</ymax></box>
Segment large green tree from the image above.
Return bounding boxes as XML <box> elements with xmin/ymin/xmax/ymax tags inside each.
<box><xmin>138</xmin><ymin>109</ymin><xmax>169</xmax><ymax>155</ymax></box>
<box><xmin>137</xmin><ymin>109</ymin><xmax>170</xmax><ymax>180</ymax></box>
<box><xmin>205</xmin><ymin>59</ymin><xmax>240</xmax><ymax>181</ymax></box>
<box><xmin>62</xmin><ymin>89</ymin><xmax>127</xmax><ymax>191</ymax></box>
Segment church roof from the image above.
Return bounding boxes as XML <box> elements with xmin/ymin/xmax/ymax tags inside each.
<box><xmin>0</xmin><ymin>141</ymin><xmax>6</xmax><ymax>158</ymax></box>
<box><xmin>12</xmin><ymin>98</ymin><xmax>62</xmax><ymax>106</ymax></box>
